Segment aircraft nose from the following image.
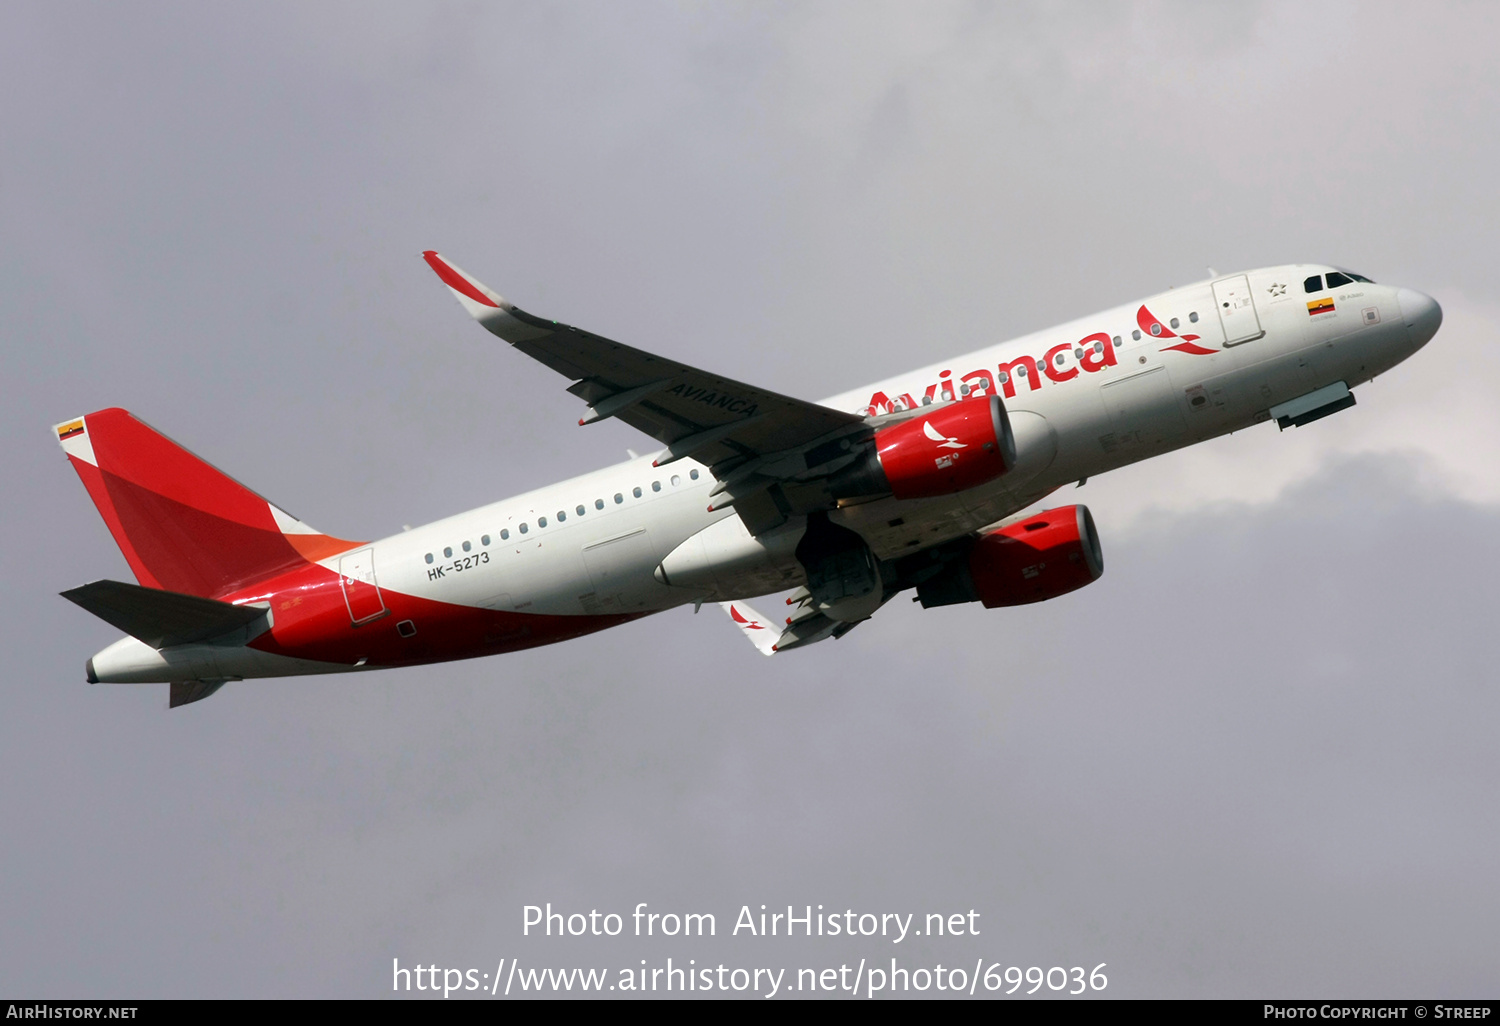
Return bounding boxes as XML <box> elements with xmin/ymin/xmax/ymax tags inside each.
<box><xmin>1397</xmin><ymin>288</ymin><xmax>1442</xmax><ymax>349</ymax></box>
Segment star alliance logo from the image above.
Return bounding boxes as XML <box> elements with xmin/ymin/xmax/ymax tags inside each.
<box><xmin>1268</xmin><ymin>282</ymin><xmax>1287</xmax><ymax>296</ymax></box>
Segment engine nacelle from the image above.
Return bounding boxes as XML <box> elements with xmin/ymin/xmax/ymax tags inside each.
<box><xmin>916</xmin><ymin>505</ymin><xmax>1103</xmax><ymax>609</ymax></box>
<box><xmin>831</xmin><ymin>395</ymin><xmax>1016</xmax><ymax>500</ymax></box>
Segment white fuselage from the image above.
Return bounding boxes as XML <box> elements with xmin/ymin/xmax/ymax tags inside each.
<box><xmin>370</xmin><ymin>263</ymin><xmax>1432</xmax><ymax>616</ymax></box>
<box><xmin>87</xmin><ymin>263</ymin><xmax>1439</xmax><ymax>685</ymax></box>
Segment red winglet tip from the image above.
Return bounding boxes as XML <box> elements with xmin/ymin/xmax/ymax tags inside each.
<box><xmin>423</xmin><ymin>251</ymin><xmax>499</xmax><ymax>308</ymax></box>
<box><xmin>578</xmin><ymin>418</ymin><xmax>586</xmax><ymax>427</ymax></box>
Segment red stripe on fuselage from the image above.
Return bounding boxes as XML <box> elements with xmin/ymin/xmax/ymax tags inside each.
<box><xmin>233</xmin><ymin>562</ymin><xmax>643</xmax><ymax>668</ymax></box>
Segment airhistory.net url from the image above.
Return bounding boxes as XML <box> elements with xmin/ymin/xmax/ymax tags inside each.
<box><xmin>393</xmin><ymin>958</ymin><xmax>1109</xmax><ymax>998</ymax></box>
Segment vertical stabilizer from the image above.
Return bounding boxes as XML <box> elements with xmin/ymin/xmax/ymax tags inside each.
<box><xmin>54</xmin><ymin>409</ymin><xmax>361</xmax><ymax>598</ymax></box>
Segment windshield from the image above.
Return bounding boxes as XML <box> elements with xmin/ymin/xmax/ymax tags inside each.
<box><xmin>1307</xmin><ymin>270</ymin><xmax>1376</xmax><ymax>293</ymax></box>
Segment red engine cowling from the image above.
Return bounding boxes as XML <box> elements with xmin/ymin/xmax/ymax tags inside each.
<box><xmin>966</xmin><ymin>505</ymin><xmax>1103</xmax><ymax>607</ymax></box>
<box><xmin>870</xmin><ymin>395</ymin><xmax>1016</xmax><ymax>500</ymax></box>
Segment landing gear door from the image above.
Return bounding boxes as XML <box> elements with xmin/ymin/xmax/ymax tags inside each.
<box><xmin>338</xmin><ymin>547</ymin><xmax>388</xmax><ymax>625</ymax></box>
<box><xmin>1213</xmin><ymin>275</ymin><xmax>1264</xmax><ymax>346</ymax></box>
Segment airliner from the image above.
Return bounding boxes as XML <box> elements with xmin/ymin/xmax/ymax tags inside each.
<box><xmin>55</xmin><ymin>255</ymin><xmax>1442</xmax><ymax>706</ymax></box>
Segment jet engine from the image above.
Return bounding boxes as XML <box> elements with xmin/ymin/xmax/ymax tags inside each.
<box><xmin>916</xmin><ymin>505</ymin><xmax>1103</xmax><ymax>609</ymax></box>
<box><xmin>831</xmin><ymin>395</ymin><xmax>1016</xmax><ymax>500</ymax></box>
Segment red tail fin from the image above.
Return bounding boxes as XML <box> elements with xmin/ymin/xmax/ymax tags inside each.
<box><xmin>54</xmin><ymin>409</ymin><xmax>361</xmax><ymax>598</ymax></box>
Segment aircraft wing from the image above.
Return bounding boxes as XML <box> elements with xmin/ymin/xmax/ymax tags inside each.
<box><xmin>424</xmin><ymin>252</ymin><xmax>867</xmax><ymax>503</ymax></box>
<box><xmin>720</xmin><ymin>600</ymin><xmax>780</xmax><ymax>656</ymax></box>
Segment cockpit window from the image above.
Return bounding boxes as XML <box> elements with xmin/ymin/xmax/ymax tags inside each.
<box><xmin>1325</xmin><ymin>271</ymin><xmax>1353</xmax><ymax>288</ymax></box>
<box><xmin>1304</xmin><ymin>275</ymin><xmax>1323</xmax><ymax>293</ymax></box>
<box><xmin>1346</xmin><ymin>272</ymin><xmax>1374</xmax><ymax>283</ymax></box>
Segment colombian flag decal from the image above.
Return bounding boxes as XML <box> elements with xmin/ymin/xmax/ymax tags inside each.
<box><xmin>1307</xmin><ymin>298</ymin><xmax>1335</xmax><ymax>316</ymax></box>
<box><xmin>57</xmin><ymin>419</ymin><xmax>85</xmax><ymax>440</ymax></box>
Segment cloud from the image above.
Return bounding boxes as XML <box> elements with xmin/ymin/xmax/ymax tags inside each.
<box><xmin>1080</xmin><ymin>291</ymin><xmax>1500</xmax><ymax>527</ymax></box>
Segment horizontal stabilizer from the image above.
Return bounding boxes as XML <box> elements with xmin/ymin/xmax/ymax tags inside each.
<box><xmin>61</xmin><ymin>579</ymin><xmax>267</xmax><ymax>649</ymax></box>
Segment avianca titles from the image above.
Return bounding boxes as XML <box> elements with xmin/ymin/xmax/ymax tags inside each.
<box><xmin>55</xmin><ymin>256</ymin><xmax>1441</xmax><ymax>706</ymax></box>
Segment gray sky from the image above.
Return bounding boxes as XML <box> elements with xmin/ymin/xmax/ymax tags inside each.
<box><xmin>2</xmin><ymin>0</ymin><xmax>1497</xmax><ymax>998</ymax></box>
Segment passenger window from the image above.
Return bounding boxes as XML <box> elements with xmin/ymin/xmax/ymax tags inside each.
<box><xmin>959</xmin><ymin>383</ymin><xmax>971</xmax><ymax>395</ymax></box>
<box><xmin>577</xmin><ymin>505</ymin><xmax>586</xmax><ymax>516</ymax></box>
<box><xmin>538</xmin><ymin>516</ymin><xmax>548</xmax><ymax>528</ymax></box>
<box><xmin>443</xmin><ymin>547</ymin><xmax>452</xmax><ymax>558</ymax></box>
<box><xmin>1304</xmin><ymin>275</ymin><xmax>1323</xmax><ymax>293</ymax></box>
<box><xmin>1189</xmin><ymin>312</ymin><xmax>1198</xmax><ymax>323</ymax></box>
<box><xmin>633</xmin><ymin>486</ymin><xmax>642</xmax><ymax>498</ymax></box>
<box><xmin>921</xmin><ymin>395</ymin><xmax>933</xmax><ymax>405</ymax></box>
<box><xmin>1111</xmin><ymin>336</ymin><xmax>1120</xmax><ymax>347</ymax></box>
<box><xmin>595</xmin><ymin>499</ymin><xmax>604</xmax><ymax>510</ymax></box>
<box><xmin>519</xmin><ymin>524</ymin><xmax>528</xmax><ymax>534</ymax></box>
<box><xmin>671</xmin><ymin>475</ymin><xmax>681</xmax><ymax>486</ymax></box>
<box><xmin>689</xmin><ymin>469</ymin><xmax>700</xmax><ymax>480</ymax></box>
<box><xmin>1132</xmin><ymin>329</ymin><xmax>1142</xmax><ymax>341</ymax></box>
<box><xmin>556</xmin><ymin>511</ymin><xmax>565</xmax><ymax>522</ymax></box>
<box><xmin>615</xmin><ymin>493</ymin><xmax>624</xmax><ymax>504</ymax></box>
<box><xmin>652</xmin><ymin>481</ymin><xmax>661</xmax><ymax>492</ymax></box>
<box><xmin>1325</xmin><ymin>271</ymin><xmax>1353</xmax><ymax>288</ymax></box>
<box><xmin>1169</xmin><ymin>317</ymin><xmax>1179</xmax><ymax>329</ymax></box>
<box><xmin>1150</xmin><ymin>323</ymin><xmax>1162</xmax><ymax>336</ymax></box>
<box><xmin>462</xmin><ymin>540</ymin><xmax>471</xmax><ymax>552</ymax></box>
<box><xmin>425</xmin><ymin>553</ymin><xmax>434</xmax><ymax>564</ymax></box>
<box><xmin>500</xmin><ymin>529</ymin><xmax>510</xmax><ymax>540</ymax></box>
<box><xmin>481</xmin><ymin>535</ymin><xmax>490</xmax><ymax>546</ymax></box>
<box><xmin>998</xmin><ymin>371</ymin><xmax>1010</xmax><ymax>384</ymax></box>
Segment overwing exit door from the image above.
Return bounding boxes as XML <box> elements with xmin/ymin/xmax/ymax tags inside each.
<box><xmin>338</xmin><ymin>547</ymin><xmax>388</xmax><ymax>625</ymax></box>
<box><xmin>1213</xmin><ymin>275</ymin><xmax>1264</xmax><ymax>345</ymax></box>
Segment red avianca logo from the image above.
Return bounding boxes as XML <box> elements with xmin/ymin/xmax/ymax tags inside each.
<box><xmin>729</xmin><ymin>605</ymin><xmax>765</xmax><ymax>630</ymax></box>
<box><xmin>864</xmin><ymin>305</ymin><xmax>1219</xmax><ymax>414</ymax></box>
